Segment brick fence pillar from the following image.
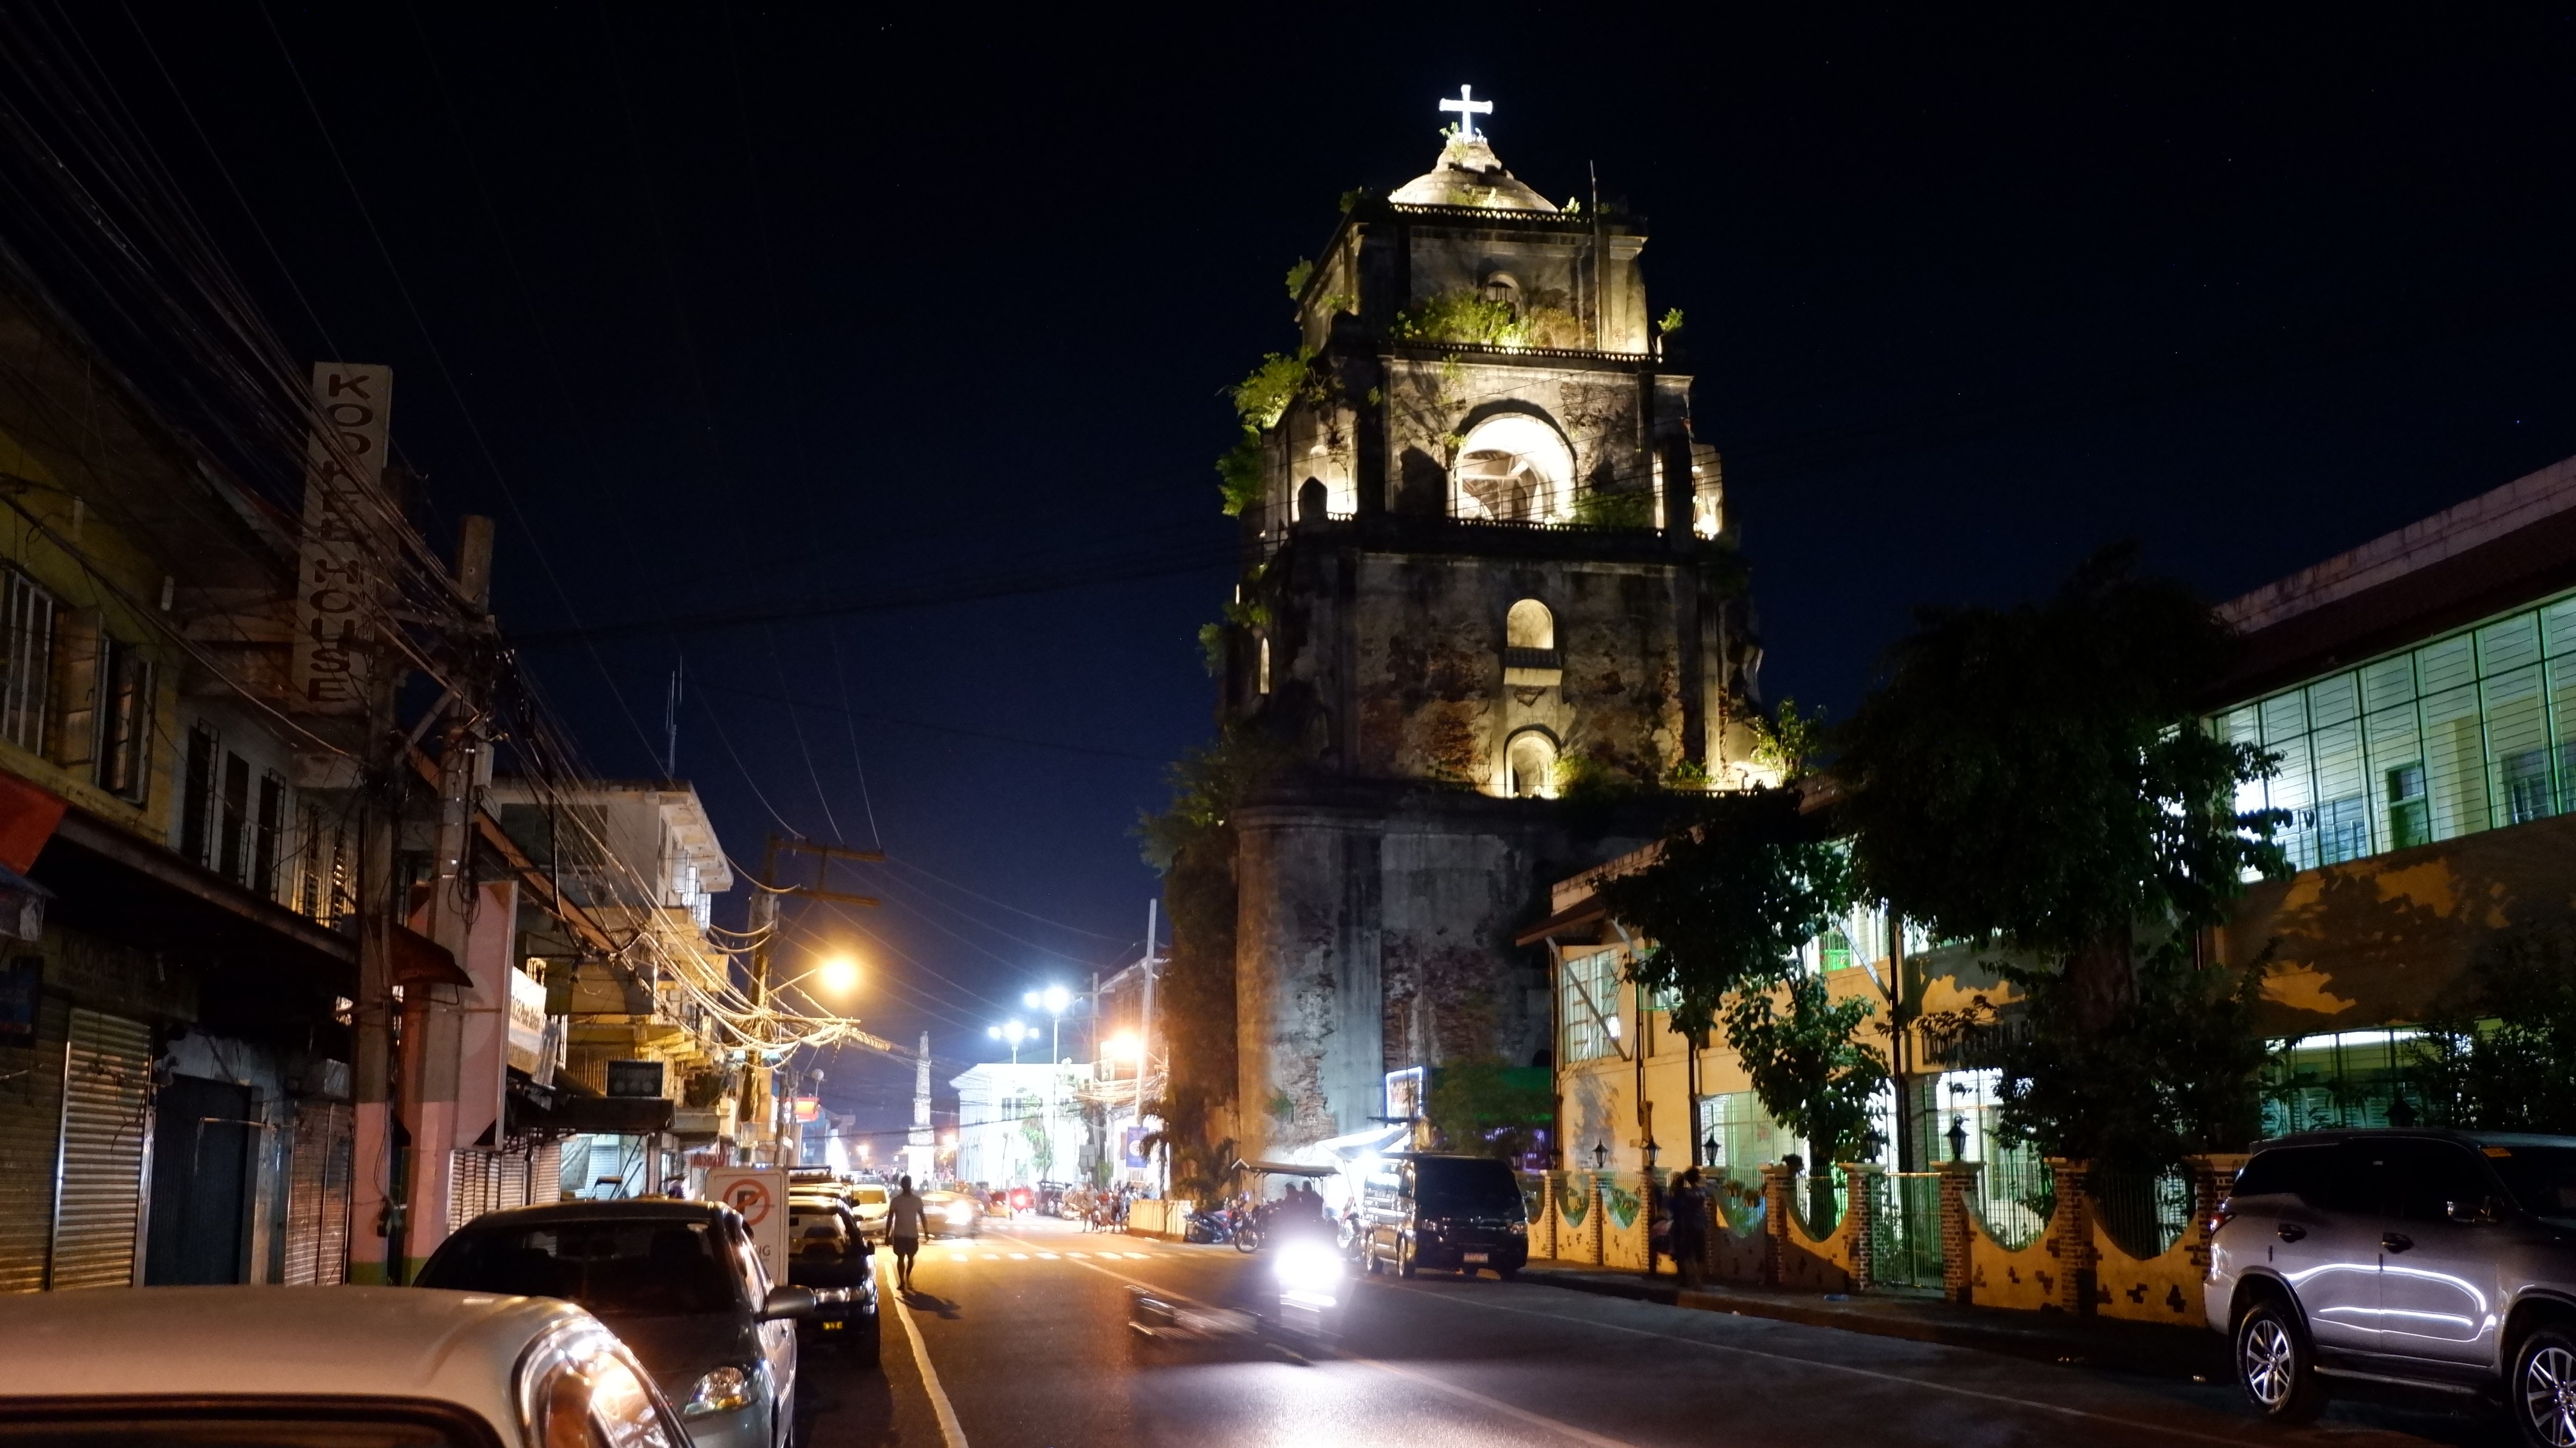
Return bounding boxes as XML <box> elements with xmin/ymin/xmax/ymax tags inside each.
<box><xmin>1759</xmin><ymin>1163</ymin><xmax>1798</xmax><ymax>1286</ymax></box>
<box><xmin>1936</xmin><ymin>1161</ymin><xmax>1982</xmax><ymax>1304</ymax></box>
<box><xmin>2045</xmin><ymin>1157</ymin><xmax>2097</xmax><ymax>1314</ymax></box>
<box><xmin>1589</xmin><ymin>1172</ymin><xmax>1606</xmax><ymax>1266</ymax></box>
<box><xmin>1840</xmin><ymin>1162</ymin><xmax>1881</xmax><ymax>1289</ymax></box>
<box><xmin>1536</xmin><ymin>1170</ymin><xmax>1558</xmax><ymax>1259</ymax></box>
<box><xmin>2183</xmin><ymin>1153</ymin><xmax>2251</xmax><ymax>1276</ymax></box>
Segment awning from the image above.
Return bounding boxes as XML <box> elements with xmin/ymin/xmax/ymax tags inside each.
<box><xmin>1513</xmin><ymin>896</ymin><xmax>1605</xmax><ymax>946</ymax></box>
<box><xmin>509</xmin><ymin>1083</ymin><xmax>674</xmax><ymax>1137</ymax></box>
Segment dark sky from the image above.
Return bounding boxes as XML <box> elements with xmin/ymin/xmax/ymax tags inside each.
<box><xmin>52</xmin><ymin>5</ymin><xmax>2576</xmax><ymax>1135</ymax></box>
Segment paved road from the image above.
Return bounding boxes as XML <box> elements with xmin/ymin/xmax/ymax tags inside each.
<box><xmin>794</xmin><ymin>1216</ymin><xmax>2502</xmax><ymax>1448</ymax></box>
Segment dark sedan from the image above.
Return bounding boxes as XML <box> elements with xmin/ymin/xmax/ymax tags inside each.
<box><xmin>417</xmin><ymin>1199</ymin><xmax>812</xmax><ymax>1448</ymax></box>
<box><xmin>787</xmin><ymin>1194</ymin><xmax>880</xmax><ymax>1367</ymax></box>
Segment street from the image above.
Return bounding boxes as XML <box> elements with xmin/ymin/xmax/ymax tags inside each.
<box><xmin>794</xmin><ymin>1218</ymin><xmax>2499</xmax><ymax>1448</ymax></box>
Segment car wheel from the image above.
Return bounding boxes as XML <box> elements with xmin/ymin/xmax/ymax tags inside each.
<box><xmin>855</xmin><ymin>1321</ymin><xmax>882</xmax><ymax>1370</ymax></box>
<box><xmin>2512</xmin><ymin>1326</ymin><xmax>2576</xmax><ymax>1447</ymax></box>
<box><xmin>1365</xmin><ymin>1240</ymin><xmax>1383</xmax><ymax>1276</ymax></box>
<box><xmin>1397</xmin><ymin>1238</ymin><xmax>1417</xmax><ymax>1280</ymax></box>
<box><xmin>2235</xmin><ymin>1294</ymin><xmax>2328</xmax><ymax>1424</ymax></box>
<box><xmin>1495</xmin><ymin>1266</ymin><xmax>1519</xmax><ymax>1282</ymax></box>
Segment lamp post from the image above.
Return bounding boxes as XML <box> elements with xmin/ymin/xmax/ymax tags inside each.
<box><xmin>1024</xmin><ymin>985</ymin><xmax>1072</xmax><ymax>1183</ymax></box>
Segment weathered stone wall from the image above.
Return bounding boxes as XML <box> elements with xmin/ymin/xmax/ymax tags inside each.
<box><xmin>1232</xmin><ymin>788</ymin><xmax>1665</xmax><ymax>1158</ymax></box>
<box><xmin>1380</xmin><ymin>357</ymin><xmax>1651</xmax><ymax>515</ymax></box>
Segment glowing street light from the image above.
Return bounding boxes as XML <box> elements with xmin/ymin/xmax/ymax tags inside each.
<box><xmin>774</xmin><ymin>952</ymin><xmax>862</xmax><ymax>1002</ymax></box>
<box><xmin>988</xmin><ymin>1019</ymin><xmax>1032</xmax><ymax>1065</ymax></box>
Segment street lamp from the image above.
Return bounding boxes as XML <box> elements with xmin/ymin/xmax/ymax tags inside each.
<box><xmin>987</xmin><ymin>1020</ymin><xmax>1031</xmax><ymax>1065</ymax></box>
<box><xmin>773</xmin><ymin>953</ymin><xmax>862</xmax><ymax>1002</ymax></box>
<box><xmin>1023</xmin><ymin>985</ymin><xmax>1074</xmax><ymax>1186</ymax></box>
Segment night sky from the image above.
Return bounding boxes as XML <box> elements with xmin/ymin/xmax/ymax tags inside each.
<box><xmin>52</xmin><ymin>5</ymin><xmax>2576</xmax><ymax>1138</ymax></box>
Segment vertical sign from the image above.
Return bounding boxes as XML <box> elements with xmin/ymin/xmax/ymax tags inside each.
<box><xmin>293</xmin><ymin>362</ymin><xmax>392</xmax><ymax>714</ymax></box>
<box><xmin>706</xmin><ymin>1166</ymin><xmax>790</xmax><ymax>1283</ymax></box>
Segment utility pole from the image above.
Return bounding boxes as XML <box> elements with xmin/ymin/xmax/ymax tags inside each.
<box><xmin>745</xmin><ymin>833</ymin><xmax>884</xmax><ymax>1166</ymax></box>
<box><xmin>1140</xmin><ymin>897</ymin><xmax>1159</xmax><ymax>1195</ymax></box>
<box><xmin>402</xmin><ymin>515</ymin><xmax>495</xmax><ymax>1277</ymax></box>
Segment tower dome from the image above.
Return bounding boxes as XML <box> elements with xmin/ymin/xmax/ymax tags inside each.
<box><xmin>1388</xmin><ymin>131</ymin><xmax>1560</xmax><ymax>213</ymax></box>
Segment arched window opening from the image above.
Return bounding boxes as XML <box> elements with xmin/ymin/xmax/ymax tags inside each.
<box><xmin>1479</xmin><ymin>270</ymin><xmax>1522</xmax><ymax>315</ymax></box>
<box><xmin>1506</xmin><ymin>731</ymin><xmax>1559</xmax><ymax>799</ymax></box>
<box><xmin>1506</xmin><ymin>599</ymin><xmax>1554</xmax><ymax>651</ymax></box>
<box><xmin>1453</xmin><ymin>414</ymin><xmax>1573</xmax><ymax>524</ymax></box>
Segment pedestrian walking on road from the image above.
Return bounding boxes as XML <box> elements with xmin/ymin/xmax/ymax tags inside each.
<box><xmin>1668</xmin><ymin>1167</ymin><xmax>1708</xmax><ymax>1290</ymax></box>
<box><xmin>888</xmin><ymin>1175</ymin><xmax>926</xmax><ymax>1291</ymax></box>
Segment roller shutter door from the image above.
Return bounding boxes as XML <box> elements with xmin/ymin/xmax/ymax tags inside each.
<box><xmin>0</xmin><ymin>995</ymin><xmax>66</xmax><ymax>1293</ymax></box>
<box><xmin>50</xmin><ymin>1007</ymin><xmax>151</xmax><ymax>1289</ymax></box>
<box><xmin>280</xmin><ymin>1100</ymin><xmax>352</xmax><ymax>1286</ymax></box>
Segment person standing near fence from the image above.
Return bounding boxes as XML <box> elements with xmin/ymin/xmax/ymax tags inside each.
<box><xmin>1668</xmin><ymin>1168</ymin><xmax>1708</xmax><ymax>1289</ymax></box>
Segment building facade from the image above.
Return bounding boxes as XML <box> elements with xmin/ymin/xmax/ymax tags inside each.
<box><xmin>1222</xmin><ymin>108</ymin><xmax>1767</xmax><ymax>1159</ymax></box>
<box><xmin>1532</xmin><ymin>451</ymin><xmax>2576</xmax><ymax>1250</ymax></box>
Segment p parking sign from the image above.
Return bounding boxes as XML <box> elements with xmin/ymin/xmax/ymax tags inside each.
<box><xmin>705</xmin><ymin>1167</ymin><xmax>789</xmax><ymax>1282</ymax></box>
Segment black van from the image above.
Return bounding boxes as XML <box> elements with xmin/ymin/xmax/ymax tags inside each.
<box><xmin>1360</xmin><ymin>1152</ymin><xmax>1530</xmax><ymax>1279</ymax></box>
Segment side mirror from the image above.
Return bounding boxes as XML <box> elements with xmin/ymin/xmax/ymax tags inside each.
<box><xmin>2447</xmin><ymin>1197</ymin><xmax>2501</xmax><ymax>1225</ymax></box>
<box><xmin>760</xmin><ymin>1285</ymin><xmax>818</xmax><ymax>1321</ymax></box>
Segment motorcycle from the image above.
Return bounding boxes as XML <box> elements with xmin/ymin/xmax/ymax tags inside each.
<box><xmin>1128</xmin><ymin>1229</ymin><xmax>1349</xmax><ymax>1362</ymax></box>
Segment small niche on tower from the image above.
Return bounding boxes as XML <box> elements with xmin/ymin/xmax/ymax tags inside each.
<box><xmin>1503</xmin><ymin>598</ymin><xmax>1561</xmax><ymax>702</ymax></box>
<box><xmin>1504</xmin><ymin>728</ymin><xmax>1559</xmax><ymax>798</ymax></box>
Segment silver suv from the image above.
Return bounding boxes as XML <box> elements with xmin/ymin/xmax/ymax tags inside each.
<box><xmin>2206</xmin><ymin>1130</ymin><xmax>2576</xmax><ymax>1444</ymax></box>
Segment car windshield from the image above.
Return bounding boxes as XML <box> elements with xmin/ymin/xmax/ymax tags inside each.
<box><xmin>1416</xmin><ymin>1159</ymin><xmax>1524</xmax><ymax>1217</ymax></box>
<box><xmin>417</xmin><ymin>1218</ymin><xmax>740</xmax><ymax>1316</ymax></box>
<box><xmin>854</xmin><ymin>1187</ymin><xmax>888</xmax><ymax>1205</ymax></box>
<box><xmin>2481</xmin><ymin>1144</ymin><xmax>2576</xmax><ymax>1217</ymax></box>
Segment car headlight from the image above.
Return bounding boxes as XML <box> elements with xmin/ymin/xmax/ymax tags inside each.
<box><xmin>683</xmin><ymin>1364</ymin><xmax>758</xmax><ymax>1417</ymax></box>
<box><xmin>1273</xmin><ymin>1242</ymin><xmax>1342</xmax><ymax>1306</ymax></box>
<box><xmin>944</xmin><ymin>1202</ymin><xmax>975</xmax><ymax>1224</ymax></box>
<box><xmin>1509</xmin><ymin>1221</ymin><xmax>1527</xmax><ymax>1235</ymax></box>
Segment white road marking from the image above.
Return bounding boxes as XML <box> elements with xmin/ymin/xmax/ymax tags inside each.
<box><xmin>1067</xmin><ymin>1251</ymin><xmax>1090</xmax><ymax>1258</ymax></box>
<box><xmin>981</xmin><ymin>1252</ymin><xmax>999</xmax><ymax>1261</ymax></box>
<box><xmin>1007</xmin><ymin>1252</ymin><xmax>1028</xmax><ymax>1260</ymax></box>
<box><xmin>1122</xmin><ymin>1251</ymin><xmax>1150</xmax><ymax>1259</ymax></box>
<box><xmin>993</xmin><ymin>1228</ymin><xmax>2250</xmax><ymax>1448</ymax></box>
<box><xmin>1036</xmin><ymin>1251</ymin><xmax>1060</xmax><ymax>1259</ymax></box>
<box><xmin>1020</xmin><ymin>1243</ymin><xmax>1636</xmax><ymax>1448</ymax></box>
<box><xmin>890</xmin><ymin>1289</ymin><xmax>969</xmax><ymax>1448</ymax></box>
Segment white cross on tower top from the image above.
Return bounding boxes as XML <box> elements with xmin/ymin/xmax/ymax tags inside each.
<box><xmin>1439</xmin><ymin>84</ymin><xmax>1494</xmax><ymax>141</ymax></box>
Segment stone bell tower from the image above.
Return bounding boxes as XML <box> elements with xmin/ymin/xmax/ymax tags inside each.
<box><xmin>1219</xmin><ymin>89</ymin><xmax>1767</xmax><ymax>1158</ymax></box>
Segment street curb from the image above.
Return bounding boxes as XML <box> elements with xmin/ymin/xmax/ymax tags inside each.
<box><xmin>1516</xmin><ymin>1265</ymin><xmax>2228</xmax><ymax>1380</ymax></box>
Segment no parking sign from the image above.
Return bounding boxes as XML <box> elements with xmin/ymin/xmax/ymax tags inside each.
<box><xmin>706</xmin><ymin>1167</ymin><xmax>789</xmax><ymax>1282</ymax></box>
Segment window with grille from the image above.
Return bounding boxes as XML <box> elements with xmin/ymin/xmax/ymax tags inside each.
<box><xmin>95</xmin><ymin>637</ymin><xmax>150</xmax><ymax>802</ymax></box>
<box><xmin>1559</xmin><ymin>948</ymin><xmax>1620</xmax><ymax>1064</ymax></box>
<box><xmin>218</xmin><ymin>751</ymin><xmax>252</xmax><ymax>884</ymax></box>
<box><xmin>2212</xmin><ymin>590</ymin><xmax>2576</xmax><ymax>870</ymax></box>
<box><xmin>180</xmin><ymin>724</ymin><xmax>218</xmax><ymax>866</ymax></box>
<box><xmin>255</xmin><ymin>770</ymin><xmax>286</xmax><ymax>898</ymax></box>
<box><xmin>0</xmin><ymin>570</ymin><xmax>55</xmax><ymax>754</ymax></box>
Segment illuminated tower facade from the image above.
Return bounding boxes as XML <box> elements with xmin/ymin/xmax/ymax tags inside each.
<box><xmin>1219</xmin><ymin>92</ymin><xmax>1766</xmax><ymax>1156</ymax></box>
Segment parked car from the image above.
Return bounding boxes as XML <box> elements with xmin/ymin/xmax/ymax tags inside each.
<box><xmin>2207</xmin><ymin>1129</ymin><xmax>2576</xmax><ymax>1444</ymax></box>
<box><xmin>787</xmin><ymin>1194</ymin><xmax>882</xmax><ymax>1366</ymax></box>
<box><xmin>919</xmin><ymin>1189</ymin><xmax>985</xmax><ymax>1238</ymax></box>
<box><xmin>0</xmin><ymin>1284</ymin><xmax>688</xmax><ymax>1446</ymax></box>
<box><xmin>417</xmin><ymin>1198</ymin><xmax>812</xmax><ymax>1448</ymax></box>
<box><xmin>848</xmin><ymin>1181</ymin><xmax>892</xmax><ymax>1238</ymax></box>
<box><xmin>1359</xmin><ymin>1152</ymin><xmax>1530</xmax><ymax>1280</ymax></box>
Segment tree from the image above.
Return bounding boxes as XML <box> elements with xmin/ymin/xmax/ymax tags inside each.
<box><xmin>1137</xmin><ymin>729</ymin><xmax>1284</xmax><ymax>1102</ymax></box>
<box><xmin>1425</xmin><ymin>1058</ymin><xmax>1553</xmax><ymax>1162</ymax></box>
<box><xmin>1838</xmin><ymin>545</ymin><xmax>2286</xmax><ymax>1169</ymax></box>
<box><xmin>2407</xmin><ymin>921</ymin><xmax>2576</xmax><ymax>1133</ymax></box>
<box><xmin>1597</xmin><ymin>787</ymin><xmax>1887</xmax><ymax>1212</ymax></box>
<box><xmin>1139</xmin><ymin>1084</ymin><xmax>1239</xmax><ymax>1203</ymax></box>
